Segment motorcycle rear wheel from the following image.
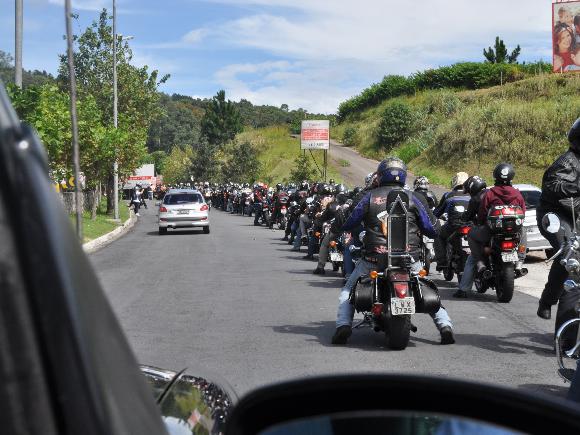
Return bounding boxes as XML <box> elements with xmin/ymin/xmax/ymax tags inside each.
<box><xmin>385</xmin><ymin>315</ymin><xmax>411</xmax><ymax>350</ymax></box>
<box><xmin>496</xmin><ymin>263</ymin><xmax>515</xmax><ymax>303</ymax></box>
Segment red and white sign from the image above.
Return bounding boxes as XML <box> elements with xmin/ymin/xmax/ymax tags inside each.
<box><xmin>123</xmin><ymin>164</ymin><xmax>156</xmax><ymax>189</ymax></box>
<box><xmin>301</xmin><ymin>120</ymin><xmax>330</xmax><ymax>150</ymax></box>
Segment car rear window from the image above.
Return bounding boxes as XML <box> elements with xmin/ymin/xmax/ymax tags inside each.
<box><xmin>163</xmin><ymin>193</ymin><xmax>203</xmax><ymax>205</ymax></box>
<box><xmin>520</xmin><ymin>190</ymin><xmax>541</xmax><ymax>210</ymax></box>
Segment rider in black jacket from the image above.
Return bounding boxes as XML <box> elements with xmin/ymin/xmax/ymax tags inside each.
<box><xmin>537</xmin><ymin>118</ymin><xmax>580</xmax><ymax>349</ymax></box>
<box><xmin>413</xmin><ymin>176</ymin><xmax>438</xmax><ymax>209</ymax></box>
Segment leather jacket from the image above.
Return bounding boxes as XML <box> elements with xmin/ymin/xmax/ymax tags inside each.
<box><xmin>540</xmin><ymin>148</ymin><xmax>580</xmax><ymax>215</ymax></box>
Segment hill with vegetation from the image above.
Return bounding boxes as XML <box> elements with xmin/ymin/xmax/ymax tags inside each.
<box><xmin>333</xmin><ymin>71</ymin><xmax>580</xmax><ymax>187</ymax></box>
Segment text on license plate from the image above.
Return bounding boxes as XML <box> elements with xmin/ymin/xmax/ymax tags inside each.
<box><xmin>178</xmin><ymin>210</ymin><xmax>189</xmax><ymax>214</ymax></box>
<box><xmin>330</xmin><ymin>253</ymin><xmax>343</xmax><ymax>262</ymax></box>
<box><xmin>391</xmin><ymin>297</ymin><xmax>415</xmax><ymax>315</ymax></box>
<box><xmin>501</xmin><ymin>252</ymin><xmax>518</xmax><ymax>262</ymax></box>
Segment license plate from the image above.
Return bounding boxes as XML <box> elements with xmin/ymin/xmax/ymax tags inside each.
<box><xmin>330</xmin><ymin>252</ymin><xmax>343</xmax><ymax>262</ymax></box>
<box><xmin>178</xmin><ymin>210</ymin><xmax>189</xmax><ymax>215</ymax></box>
<box><xmin>462</xmin><ymin>238</ymin><xmax>469</xmax><ymax>247</ymax></box>
<box><xmin>501</xmin><ymin>252</ymin><xmax>518</xmax><ymax>262</ymax></box>
<box><xmin>391</xmin><ymin>297</ymin><xmax>415</xmax><ymax>316</ymax></box>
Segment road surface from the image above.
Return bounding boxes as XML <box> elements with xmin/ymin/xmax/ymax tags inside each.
<box><xmin>90</xmin><ymin>206</ymin><xmax>565</xmax><ymax>399</ymax></box>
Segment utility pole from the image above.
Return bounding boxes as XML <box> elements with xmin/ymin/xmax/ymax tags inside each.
<box><xmin>65</xmin><ymin>0</ymin><xmax>83</xmax><ymax>240</ymax></box>
<box><xmin>15</xmin><ymin>0</ymin><xmax>23</xmax><ymax>88</ymax></box>
<box><xmin>113</xmin><ymin>0</ymin><xmax>119</xmax><ymax>221</ymax></box>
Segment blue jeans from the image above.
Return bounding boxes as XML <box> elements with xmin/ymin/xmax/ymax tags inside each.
<box><xmin>308</xmin><ymin>235</ymin><xmax>317</xmax><ymax>256</ymax></box>
<box><xmin>458</xmin><ymin>254</ymin><xmax>476</xmax><ymax>292</ymax></box>
<box><xmin>343</xmin><ymin>240</ymin><xmax>354</xmax><ymax>279</ymax></box>
<box><xmin>336</xmin><ymin>260</ymin><xmax>453</xmax><ymax>331</ymax></box>
<box><xmin>293</xmin><ymin>227</ymin><xmax>302</xmax><ymax>249</ymax></box>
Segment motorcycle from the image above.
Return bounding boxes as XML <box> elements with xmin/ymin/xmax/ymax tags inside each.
<box><xmin>262</xmin><ymin>201</ymin><xmax>272</xmax><ymax>227</ymax></box>
<box><xmin>541</xmin><ymin>200</ymin><xmax>580</xmax><ymax>383</ymax></box>
<box><xmin>442</xmin><ymin>225</ymin><xmax>471</xmax><ymax>283</ymax></box>
<box><xmin>421</xmin><ymin>235</ymin><xmax>435</xmax><ymax>275</ymax></box>
<box><xmin>329</xmin><ymin>232</ymin><xmax>344</xmax><ymax>273</ymax></box>
<box><xmin>474</xmin><ymin>205</ymin><xmax>528</xmax><ymax>303</ymax></box>
<box><xmin>244</xmin><ymin>193</ymin><xmax>253</xmax><ymax>216</ymax></box>
<box><xmin>349</xmin><ymin>190</ymin><xmax>441</xmax><ymax>350</ymax></box>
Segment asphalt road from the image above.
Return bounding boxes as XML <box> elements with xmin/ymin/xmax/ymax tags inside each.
<box><xmin>91</xmin><ymin>205</ymin><xmax>566</xmax><ymax>400</ymax></box>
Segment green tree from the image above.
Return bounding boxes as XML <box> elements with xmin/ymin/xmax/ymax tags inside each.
<box><xmin>163</xmin><ymin>146</ymin><xmax>193</xmax><ymax>184</ymax></box>
<box><xmin>1</xmin><ymin>50</ymin><xmax>55</xmax><ymax>87</ymax></box>
<box><xmin>224</xmin><ymin>141</ymin><xmax>261</xmax><ymax>183</ymax></box>
<box><xmin>191</xmin><ymin>140</ymin><xmax>221</xmax><ymax>182</ymax></box>
<box><xmin>200</xmin><ymin>90</ymin><xmax>242</xmax><ymax>146</ymax></box>
<box><xmin>289</xmin><ymin>153</ymin><xmax>317</xmax><ymax>183</ymax></box>
<box><xmin>376</xmin><ymin>101</ymin><xmax>414</xmax><ymax>149</ymax></box>
<box><xmin>483</xmin><ymin>37</ymin><xmax>521</xmax><ymax>64</ymax></box>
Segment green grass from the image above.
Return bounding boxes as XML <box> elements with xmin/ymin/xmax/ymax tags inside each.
<box><xmin>70</xmin><ymin>196</ymin><xmax>130</xmax><ymax>243</ymax></box>
<box><xmin>237</xmin><ymin>125</ymin><xmax>344</xmax><ymax>184</ymax></box>
<box><xmin>339</xmin><ymin>158</ymin><xmax>350</xmax><ymax>167</ymax></box>
<box><xmin>333</xmin><ymin>73</ymin><xmax>580</xmax><ymax>186</ymax></box>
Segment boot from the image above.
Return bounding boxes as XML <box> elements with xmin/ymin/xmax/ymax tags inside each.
<box><xmin>453</xmin><ymin>290</ymin><xmax>468</xmax><ymax>298</ymax></box>
<box><xmin>313</xmin><ymin>267</ymin><xmax>325</xmax><ymax>275</ymax></box>
<box><xmin>440</xmin><ymin>326</ymin><xmax>455</xmax><ymax>345</ymax></box>
<box><xmin>331</xmin><ymin>325</ymin><xmax>352</xmax><ymax>344</ymax></box>
<box><xmin>537</xmin><ymin>301</ymin><xmax>551</xmax><ymax>320</ymax></box>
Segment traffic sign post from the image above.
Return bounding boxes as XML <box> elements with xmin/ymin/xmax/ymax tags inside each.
<box><xmin>301</xmin><ymin>120</ymin><xmax>330</xmax><ymax>182</ymax></box>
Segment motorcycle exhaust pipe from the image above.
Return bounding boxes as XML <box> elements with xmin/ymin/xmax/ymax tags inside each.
<box><xmin>516</xmin><ymin>267</ymin><xmax>528</xmax><ymax>278</ymax></box>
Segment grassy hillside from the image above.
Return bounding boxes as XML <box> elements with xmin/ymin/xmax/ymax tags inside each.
<box><xmin>333</xmin><ymin>73</ymin><xmax>580</xmax><ymax>187</ymax></box>
<box><xmin>237</xmin><ymin>126</ymin><xmax>343</xmax><ymax>185</ymax></box>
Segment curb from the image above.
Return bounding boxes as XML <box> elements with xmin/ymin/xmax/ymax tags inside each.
<box><xmin>83</xmin><ymin>211</ymin><xmax>137</xmax><ymax>254</ymax></box>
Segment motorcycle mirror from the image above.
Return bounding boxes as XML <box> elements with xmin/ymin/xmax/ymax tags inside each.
<box><xmin>542</xmin><ymin>213</ymin><xmax>561</xmax><ymax>234</ymax></box>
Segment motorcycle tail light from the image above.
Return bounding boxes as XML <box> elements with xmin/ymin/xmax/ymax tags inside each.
<box><xmin>394</xmin><ymin>282</ymin><xmax>408</xmax><ymax>298</ymax></box>
<box><xmin>459</xmin><ymin>226</ymin><xmax>471</xmax><ymax>235</ymax></box>
<box><xmin>500</xmin><ymin>240</ymin><xmax>516</xmax><ymax>250</ymax></box>
<box><xmin>329</xmin><ymin>241</ymin><xmax>337</xmax><ymax>248</ymax></box>
<box><xmin>315</xmin><ymin>232</ymin><xmax>321</xmax><ymax>238</ymax></box>
<box><xmin>502</xmin><ymin>207</ymin><xmax>515</xmax><ymax>215</ymax></box>
<box><xmin>371</xmin><ymin>303</ymin><xmax>383</xmax><ymax>316</ymax></box>
<box><xmin>490</xmin><ymin>209</ymin><xmax>502</xmax><ymax>217</ymax></box>
<box><xmin>159</xmin><ymin>206</ymin><xmax>168</xmax><ymax>212</ymax></box>
<box><xmin>200</xmin><ymin>204</ymin><xmax>209</xmax><ymax>211</ymax></box>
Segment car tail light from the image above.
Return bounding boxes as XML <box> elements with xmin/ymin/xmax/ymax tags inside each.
<box><xmin>159</xmin><ymin>206</ymin><xmax>167</xmax><ymax>212</ymax></box>
<box><xmin>394</xmin><ymin>282</ymin><xmax>408</xmax><ymax>298</ymax></box>
<box><xmin>371</xmin><ymin>303</ymin><xmax>383</xmax><ymax>316</ymax></box>
<box><xmin>459</xmin><ymin>226</ymin><xmax>471</xmax><ymax>235</ymax></box>
<box><xmin>200</xmin><ymin>204</ymin><xmax>209</xmax><ymax>211</ymax></box>
<box><xmin>329</xmin><ymin>240</ymin><xmax>337</xmax><ymax>248</ymax></box>
<box><xmin>501</xmin><ymin>240</ymin><xmax>516</xmax><ymax>250</ymax></box>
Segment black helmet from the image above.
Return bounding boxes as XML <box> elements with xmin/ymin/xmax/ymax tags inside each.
<box><xmin>467</xmin><ymin>175</ymin><xmax>487</xmax><ymax>196</ymax></box>
<box><xmin>493</xmin><ymin>163</ymin><xmax>515</xmax><ymax>185</ymax></box>
<box><xmin>334</xmin><ymin>183</ymin><xmax>347</xmax><ymax>195</ymax></box>
<box><xmin>322</xmin><ymin>184</ymin><xmax>333</xmax><ymax>195</ymax></box>
<box><xmin>276</xmin><ymin>183</ymin><xmax>283</xmax><ymax>191</ymax></box>
<box><xmin>300</xmin><ymin>181</ymin><xmax>309</xmax><ymax>191</ymax></box>
<box><xmin>336</xmin><ymin>193</ymin><xmax>348</xmax><ymax>205</ymax></box>
<box><xmin>352</xmin><ymin>186</ymin><xmax>363</xmax><ymax>196</ymax></box>
<box><xmin>329</xmin><ymin>178</ymin><xmax>336</xmax><ymax>185</ymax></box>
<box><xmin>569</xmin><ymin>117</ymin><xmax>580</xmax><ymax>151</ymax></box>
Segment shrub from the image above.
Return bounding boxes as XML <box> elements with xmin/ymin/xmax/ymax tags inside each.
<box><xmin>376</xmin><ymin>102</ymin><xmax>414</xmax><ymax>150</ymax></box>
<box><xmin>342</xmin><ymin>126</ymin><xmax>358</xmax><ymax>146</ymax></box>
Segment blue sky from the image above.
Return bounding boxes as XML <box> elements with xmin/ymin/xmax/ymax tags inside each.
<box><xmin>1</xmin><ymin>0</ymin><xmax>555</xmax><ymax>113</ymax></box>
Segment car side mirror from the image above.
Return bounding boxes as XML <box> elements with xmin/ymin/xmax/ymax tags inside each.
<box><xmin>542</xmin><ymin>213</ymin><xmax>561</xmax><ymax>234</ymax></box>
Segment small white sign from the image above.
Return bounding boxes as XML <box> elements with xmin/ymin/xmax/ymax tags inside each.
<box><xmin>301</xmin><ymin>120</ymin><xmax>330</xmax><ymax>150</ymax></box>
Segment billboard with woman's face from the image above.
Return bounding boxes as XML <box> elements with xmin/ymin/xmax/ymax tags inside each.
<box><xmin>553</xmin><ymin>1</ymin><xmax>580</xmax><ymax>72</ymax></box>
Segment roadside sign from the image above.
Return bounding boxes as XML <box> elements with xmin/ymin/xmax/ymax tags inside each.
<box><xmin>301</xmin><ymin>120</ymin><xmax>330</xmax><ymax>150</ymax></box>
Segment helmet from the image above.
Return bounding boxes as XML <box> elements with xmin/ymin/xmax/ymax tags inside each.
<box><xmin>322</xmin><ymin>184</ymin><xmax>333</xmax><ymax>195</ymax></box>
<box><xmin>300</xmin><ymin>181</ymin><xmax>310</xmax><ymax>191</ymax></box>
<box><xmin>336</xmin><ymin>193</ymin><xmax>348</xmax><ymax>205</ymax></box>
<box><xmin>276</xmin><ymin>183</ymin><xmax>283</xmax><ymax>191</ymax></box>
<box><xmin>413</xmin><ymin>176</ymin><xmax>429</xmax><ymax>191</ymax></box>
<box><xmin>334</xmin><ymin>183</ymin><xmax>347</xmax><ymax>195</ymax></box>
<box><xmin>352</xmin><ymin>186</ymin><xmax>363</xmax><ymax>196</ymax></box>
<box><xmin>451</xmin><ymin>172</ymin><xmax>469</xmax><ymax>189</ymax></box>
<box><xmin>329</xmin><ymin>178</ymin><xmax>335</xmax><ymax>185</ymax></box>
<box><xmin>315</xmin><ymin>182</ymin><xmax>325</xmax><ymax>194</ymax></box>
<box><xmin>288</xmin><ymin>182</ymin><xmax>296</xmax><ymax>190</ymax></box>
<box><xmin>569</xmin><ymin>117</ymin><xmax>580</xmax><ymax>151</ymax></box>
<box><xmin>376</xmin><ymin>157</ymin><xmax>407</xmax><ymax>186</ymax></box>
<box><xmin>493</xmin><ymin>163</ymin><xmax>515</xmax><ymax>185</ymax></box>
<box><xmin>364</xmin><ymin>172</ymin><xmax>375</xmax><ymax>187</ymax></box>
<box><xmin>466</xmin><ymin>176</ymin><xmax>487</xmax><ymax>196</ymax></box>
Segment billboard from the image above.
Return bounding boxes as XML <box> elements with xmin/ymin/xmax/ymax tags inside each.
<box><xmin>123</xmin><ymin>164</ymin><xmax>156</xmax><ymax>189</ymax></box>
<box><xmin>552</xmin><ymin>1</ymin><xmax>580</xmax><ymax>72</ymax></box>
<box><xmin>301</xmin><ymin>120</ymin><xmax>330</xmax><ymax>150</ymax></box>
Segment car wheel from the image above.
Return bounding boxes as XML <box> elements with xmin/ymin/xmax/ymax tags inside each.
<box><xmin>203</xmin><ymin>226</ymin><xmax>210</xmax><ymax>234</ymax></box>
<box><xmin>159</xmin><ymin>227</ymin><xmax>167</xmax><ymax>235</ymax></box>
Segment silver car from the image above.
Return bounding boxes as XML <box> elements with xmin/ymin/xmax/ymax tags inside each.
<box><xmin>514</xmin><ymin>184</ymin><xmax>551</xmax><ymax>254</ymax></box>
<box><xmin>158</xmin><ymin>189</ymin><xmax>210</xmax><ymax>235</ymax></box>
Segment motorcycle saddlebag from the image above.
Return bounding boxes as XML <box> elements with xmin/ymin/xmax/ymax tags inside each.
<box><xmin>414</xmin><ymin>278</ymin><xmax>441</xmax><ymax>314</ymax></box>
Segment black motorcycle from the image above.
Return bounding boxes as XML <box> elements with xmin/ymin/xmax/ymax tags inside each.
<box><xmin>474</xmin><ymin>205</ymin><xmax>528</xmax><ymax>303</ymax></box>
<box><xmin>443</xmin><ymin>224</ymin><xmax>471</xmax><ymax>283</ymax></box>
<box><xmin>350</xmin><ymin>191</ymin><xmax>441</xmax><ymax>350</ymax></box>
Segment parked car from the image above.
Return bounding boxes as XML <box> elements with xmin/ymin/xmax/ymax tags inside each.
<box><xmin>158</xmin><ymin>189</ymin><xmax>210</xmax><ymax>235</ymax></box>
<box><xmin>514</xmin><ymin>184</ymin><xmax>552</xmax><ymax>256</ymax></box>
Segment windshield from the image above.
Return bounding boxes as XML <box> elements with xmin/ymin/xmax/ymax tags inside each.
<box><xmin>519</xmin><ymin>190</ymin><xmax>541</xmax><ymax>210</ymax></box>
<box><xmin>163</xmin><ymin>193</ymin><xmax>203</xmax><ymax>205</ymax></box>
<box><xmin>3</xmin><ymin>0</ymin><xmax>577</xmax><ymax>430</ymax></box>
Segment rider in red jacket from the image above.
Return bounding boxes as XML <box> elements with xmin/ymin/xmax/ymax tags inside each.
<box><xmin>468</xmin><ymin>163</ymin><xmax>526</xmax><ymax>273</ymax></box>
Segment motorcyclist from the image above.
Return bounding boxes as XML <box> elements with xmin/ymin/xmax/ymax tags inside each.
<box><xmin>536</xmin><ymin>118</ymin><xmax>580</xmax><ymax>350</ymax></box>
<box><xmin>304</xmin><ymin>184</ymin><xmax>334</xmax><ymax>260</ymax></box>
<box><xmin>253</xmin><ymin>184</ymin><xmax>266</xmax><ymax>226</ymax></box>
<box><xmin>467</xmin><ymin>163</ymin><xmax>526</xmax><ymax>275</ymax></box>
<box><xmin>453</xmin><ymin>176</ymin><xmax>488</xmax><ymax>298</ymax></box>
<box><xmin>413</xmin><ymin>176</ymin><xmax>438</xmax><ymax>209</ymax></box>
<box><xmin>433</xmin><ymin>172</ymin><xmax>470</xmax><ymax>271</ymax></box>
<box><xmin>270</xmin><ymin>183</ymin><xmax>289</xmax><ymax>229</ymax></box>
<box><xmin>331</xmin><ymin>157</ymin><xmax>455</xmax><ymax>345</ymax></box>
<box><xmin>313</xmin><ymin>184</ymin><xmax>348</xmax><ymax>275</ymax></box>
